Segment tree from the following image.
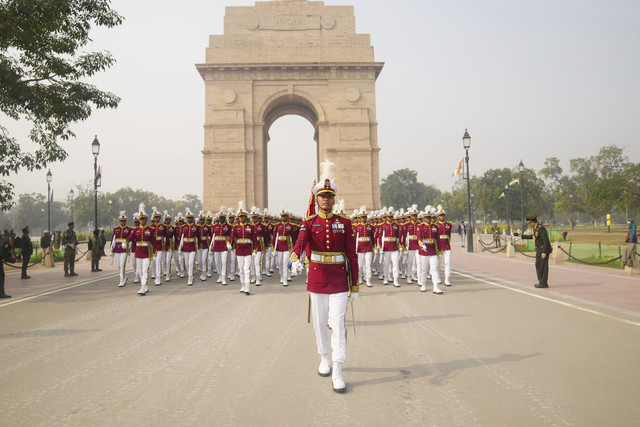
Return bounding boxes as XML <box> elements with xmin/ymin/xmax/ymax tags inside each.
<box><xmin>380</xmin><ymin>169</ymin><xmax>441</xmax><ymax>210</ymax></box>
<box><xmin>0</xmin><ymin>0</ymin><xmax>123</xmax><ymax>210</ymax></box>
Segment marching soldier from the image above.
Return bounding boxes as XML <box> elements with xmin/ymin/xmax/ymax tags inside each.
<box><xmin>62</xmin><ymin>222</ymin><xmax>79</xmax><ymax>277</ymax></box>
<box><xmin>404</xmin><ymin>206</ymin><xmax>420</xmax><ymax>284</ymax></box>
<box><xmin>162</xmin><ymin>212</ymin><xmax>175</xmax><ymax>282</ymax></box>
<box><xmin>353</xmin><ymin>207</ymin><xmax>374</xmax><ymax>287</ymax></box>
<box><xmin>519</xmin><ymin>216</ymin><xmax>552</xmax><ymax>288</ymax></box>
<box><xmin>273</xmin><ymin>210</ymin><xmax>296</xmax><ymax>285</ymax></box>
<box><xmin>250</xmin><ymin>208</ymin><xmax>267</xmax><ymax>285</ymax></box>
<box><xmin>227</xmin><ymin>210</ymin><xmax>237</xmax><ymax>281</ymax></box>
<box><xmin>380</xmin><ymin>209</ymin><xmax>401</xmax><ymax>287</ymax></box>
<box><xmin>179</xmin><ymin>209</ymin><xmax>200</xmax><ymax>286</ymax></box>
<box><xmin>205</xmin><ymin>213</ymin><xmax>215</xmax><ymax>278</ymax></box>
<box><xmin>173</xmin><ymin>214</ymin><xmax>186</xmax><ymax>278</ymax></box>
<box><xmin>264</xmin><ymin>211</ymin><xmax>275</xmax><ymax>275</ymax></box>
<box><xmin>435</xmin><ymin>205</ymin><xmax>453</xmax><ymax>286</ymax></box>
<box><xmin>150</xmin><ymin>208</ymin><xmax>165</xmax><ymax>285</ymax></box>
<box><xmin>228</xmin><ymin>205</ymin><xmax>256</xmax><ymax>294</ymax></box>
<box><xmin>289</xmin><ymin>166</ymin><xmax>359</xmax><ymax>393</ymax></box>
<box><xmin>126</xmin><ymin>205</ymin><xmax>155</xmax><ymax>295</ymax></box>
<box><xmin>417</xmin><ymin>207</ymin><xmax>443</xmax><ymax>294</ymax></box>
<box><xmin>110</xmin><ymin>211</ymin><xmax>132</xmax><ymax>287</ymax></box>
<box><xmin>211</xmin><ymin>209</ymin><xmax>231</xmax><ymax>285</ymax></box>
<box><xmin>196</xmin><ymin>212</ymin><xmax>210</xmax><ymax>281</ymax></box>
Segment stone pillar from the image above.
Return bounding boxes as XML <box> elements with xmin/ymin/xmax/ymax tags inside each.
<box><xmin>506</xmin><ymin>237</ymin><xmax>515</xmax><ymax>258</ymax></box>
<box><xmin>44</xmin><ymin>249</ymin><xmax>55</xmax><ymax>267</ymax></box>
<box><xmin>551</xmin><ymin>242</ymin><xmax>564</xmax><ymax>265</ymax></box>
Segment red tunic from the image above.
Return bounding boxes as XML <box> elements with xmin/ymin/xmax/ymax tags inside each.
<box><xmin>380</xmin><ymin>221</ymin><xmax>400</xmax><ymax>251</ymax></box>
<box><xmin>272</xmin><ymin>221</ymin><xmax>295</xmax><ymax>252</ymax></box>
<box><xmin>252</xmin><ymin>222</ymin><xmax>268</xmax><ymax>252</ymax></box>
<box><xmin>152</xmin><ymin>223</ymin><xmax>167</xmax><ymax>252</ymax></box>
<box><xmin>111</xmin><ymin>225</ymin><xmax>132</xmax><ymax>254</ymax></box>
<box><xmin>229</xmin><ymin>223</ymin><xmax>256</xmax><ymax>256</ymax></box>
<box><xmin>199</xmin><ymin>224</ymin><xmax>211</xmax><ymax>250</ymax></box>
<box><xmin>126</xmin><ymin>226</ymin><xmax>155</xmax><ymax>259</ymax></box>
<box><xmin>417</xmin><ymin>223</ymin><xmax>440</xmax><ymax>256</ymax></box>
<box><xmin>180</xmin><ymin>223</ymin><xmax>200</xmax><ymax>253</ymax></box>
<box><xmin>291</xmin><ymin>212</ymin><xmax>358</xmax><ymax>294</ymax></box>
<box><xmin>163</xmin><ymin>224</ymin><xmax>175</xmax><ymax>251</ymax></box>
<box><xmin>353</xmin><ymin>223</ymin><xmax>374</xmax><ymax>253</ymax></box>
<box><xmin>211</xmin><ymin>223</ymin><xmax>231</xmax><ymax>252</ymax></box>
<box><xmin>405</xmin><ymin>222</ymin><xmax>421</xmax><ymax>250</ymax></box>
<box><xmin>436</xmin><ymin>220</ymin><xmax>453</xmax><ymax>251</ymax></box>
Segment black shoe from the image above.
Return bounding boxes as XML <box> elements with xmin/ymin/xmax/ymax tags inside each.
<box><xmin>534</xmin><ymin>283</ymin><xmax>549</xmax><ymax>288</ymax></box>
<box><xmin>96</xmin><ymin>268</ymin><xmax>102</xmax><ymax>272</ymax></box>
<box><xmin>64</xmin><ymin>273</ymin><xmax>70</xmax><ymax>277</ymax></box>
<box><xmin>70</xmin><ymin>272</ymin><xmax>78</xmax><ymax>276</ymax></box>
<box><xmin>21</xmin><ymin>275</ymin><xmax>30</xmax><ymax>279</ymax></box>
<box><xmin>0</xmin><ymin>294</ymin><xmax>11</xmax><ymax>298</ymax></box>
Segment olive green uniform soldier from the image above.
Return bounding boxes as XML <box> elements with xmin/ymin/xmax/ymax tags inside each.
<box><xmin>492</xmin><ymin>225</ymin><xmax>501</xmax><ymax>247</ymax></box>
<box><xmin>89</xmin><ymin>229</ymin><xmax>102</xmax><ymax>272</ymax></box>
<box><xmin>519</xmin><ymin>216</ymin><xmax>552</xmax><ymax>288</ymax></box>
<box><xmin>62</xmin><ymin>222</ymin><xmax>79</xmax><ymax>277</ymax></box>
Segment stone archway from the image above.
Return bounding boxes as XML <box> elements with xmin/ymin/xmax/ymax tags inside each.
<box><xmin>197</xmin><ymin>0</ymin><xmax>383</xmax><ymax>212</ymax></box>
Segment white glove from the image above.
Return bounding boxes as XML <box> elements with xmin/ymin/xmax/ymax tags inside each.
<box><xmin>349</xmin><ymin>292</ymin><xmax>359</xmax><ymax>302</ymax></box>
<box><xmin>292</xmin><ymin>260</ymin><xmax>303</xmax><ymax>276</ymax></box>
<box><xmin>226</xmin><ymin>243</ymin><xmax>232</xmax><ymax>250</ymax></box>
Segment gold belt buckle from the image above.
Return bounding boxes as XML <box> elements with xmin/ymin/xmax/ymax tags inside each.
<box><xmin>324</xmin><ymin>255</ymin><xmax>332</xmax><ymax>263</ymax></box>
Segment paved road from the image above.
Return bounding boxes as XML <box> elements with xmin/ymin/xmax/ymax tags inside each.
<box><xmin>1</xmin><ymin>247</ymin><xmax>639</xmax><ymax>426</ymax></box>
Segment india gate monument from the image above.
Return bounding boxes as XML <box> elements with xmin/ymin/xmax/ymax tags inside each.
<box><xmin>197</xmin><ymin>0</ymin><xmax>384</xmax><ymax>212</ymax></box>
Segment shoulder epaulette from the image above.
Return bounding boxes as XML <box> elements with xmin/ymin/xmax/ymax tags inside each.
<box><xmin>336</xmin><ymin>213</ymin><xmax>352</xmax><ymax>220</ymax></box>
<box><xmin>304</xmin><ymin>214</ymin><xmax>317</xmax><ymax>221</ymax></box>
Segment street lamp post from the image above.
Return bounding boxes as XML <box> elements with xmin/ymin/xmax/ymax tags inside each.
<box><xmin>69</xmin><ymin>189</ymin><xmax>74</xmax><ymax>222</ymax></box>
<box><xmin>46</xmin><ymin>170</ymin><xmax>52</xmax><ymax>233</ymax></box>
<box><xmin>519</xmin><ymin>160</ymin><xmax>525</xmax><ymax>233</ymax></box>
<box><xmin>92</xmin><ymin>135</ymin><xmax>100</xmax><ymax>232</ymax></box>
<box><xmin>463</xmin><ymin>129</ymin><xmax>473</xmax><ymax>252</ymax></box>
<box><xmin>504</xmin><ymin>183</ymin><xmax>511</xmax><ymax>235</ymax></box>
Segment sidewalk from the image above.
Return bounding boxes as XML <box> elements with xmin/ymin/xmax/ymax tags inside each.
<box><xmin>2</xmin><ymin>252</ymin><xmax>120</xmax><ymax>300</ymax></box>
<box><xmin>450</xmin><ymin>238</ymin><xmax>640</xmax><ymax>315</ymax></box>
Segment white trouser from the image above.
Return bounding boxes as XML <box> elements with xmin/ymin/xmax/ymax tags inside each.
<box><xmin>237</xmin><ymin>254</ymin><xmax>251</xmax><ymax>285</ymax></box>
<box><xmin>419</xmin><ymin>255</ymin><xmax>440</xmax><ymax>287</ymax></box>
<box><xmin>440</xmin><ymin>249</ymin><xmax>451</xmax><ymax>282</ymax></box>
<box><xmin>154</xmin><ymin>251</ymin><xmax>164</xmax><ymax>282</ymax></box>
<box><xmin>276</xmin><ymin>250</ymin><xmax>290</xmax><ymax>280</ymax></box>
<box><xmin>399</xmin><ymin>250</ymin><xmax>407</xmax><ymax>275</ymax></box>
<box><xmin>383</xmin><ymin>250</ymin><xmax>399</xmax><ymax>281</ymax></box>
<box><xmin>174</xmin><ymin>250</ymin><xmax>184</xmax><ymax>274</ymax></box>
<box><xmin>184</xmin><ymin>250</ymin><xmax>196</xmax><ymax>283</ymax></box>
<box><xmin>214</xmin><ymin>250</ymin><xmax>228</xmax><ymax>279</ymax></box>
<box><xmin>198</xmin><ymin>248</ymin><xmax>208</xmax><ymax>278</ymax></box>
<box><xmin>406</xmin><ymin>249</ymin><xmax>418</xmax><ymax>279</ymax></box>
<box><xmin>207</xmin><ymin>251</ymin><xmax>214</xmax><ymax>275</ymax></box>
<box><xmin>264</xmin><ymin>247</ymin><xmax>272</xmax><ymax>272</ymax></box>
<box><xmin>164</xmin><ymin>249</ymin><xmax>172</xmax><ymax>278</ymax></box>
<box><xmin>251</xmin><ymin>251</ymin><xmax>262</xmax><ymax>282</ymax></box>
<box><xmin>136</xmin><ymin>257</ymin><xmax>150</xmax><ymax>286</ymax></box>
<box><xmin>310</xmin><ymin>291</ymin><xmax>349</xmax><ymax>364</ymax></box>
<box><xmin>132</xmin><ymin>254</ymin><xmax>139</xmax><ymax>280</ymax></box>
<box><xmin>228</xmin><ymin>249</ymin><xmax>237</xmax><ymax>278</ymax></box>
<box><xmin>357</xmin><ymin>251</ymin><xmax>372</xmax><ymax>283</ymax></box>
<box><xmin>115</xmin><ymin>252</ymin><xmax>127</xmax><ymax>285</ymax></box>
<box><xmin>460</xmin><ymin>233</ymin><xmax>466</xmax><ymax>246</ymax></box>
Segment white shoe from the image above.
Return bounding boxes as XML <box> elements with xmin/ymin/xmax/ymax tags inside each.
<box><xmin>207</xmin><ymin>272</ymin><xmax>212</xmax><ymax>277</ymax></box>
<box><xmin>407</xmin><ymin>278</ymin><xmax>412</xmax><ymax>284</ymax></box>
<box><xmin>118</xmin><ymin>282</ymin><xmax>125</xmax><ymax>287</ymax></box>
<box><xmin>318</xmin><ymin>354</ymin><xmax>331</xmax><ymax>377</ymax></box>
<box><xmin>445</xmin><ymin>280</ymin><xmax>451</xmax><ymax>286</ymax></box>
<box><xmin>155</xmin><ymin>279</ymin><xmax>162</xmax><ymax>286</ymax></box>
<box><xmin>420</xmin><ymin>284</ymin><xmax>427</xmax><ymax>292</ymax></box>
<box><xmin>393</xmin><ymin>280</ymin><xmax>400</xmax><ymax>288</ymax></box>
<box><xmin>217</xmin><ymin>277</ymin><xmax>222</xmax><ymax>283</ymax></box>
<box><xmin>332</xmin><ymin>362</ymin><xmax>345</xmax><ymax>392</ymax></box>
<box><xmin>366</xmin><ymin>281</ymin><xmax>372</xmax><ymax>287</ymax></box>
<box><xmin>222</xmin><ymin>278</ymin><xmax>227</xmax><ymax>285</ymax></box>
<box><xmin>433</xmin><ymin>286</ymin><xmax>443</xmax><ymax>295</ymax></box>
<box><xmin>383</xmin><ymin>279</ymin><xmax>388</xmax><ymax>285</ymax></box>
<box><xmin>134</xmin><ymin>277</ymin><xmax>140</xmax><ymax>284</ymax></box>
<box><xmin>137</xmin><ymin>285</ymin><xmax>147</xmax><ymax>295</ymax></box>
<box><xmin>255</xmin><ymin>281</ymin><xmax>261</xmax><ymax>286</ymax></box>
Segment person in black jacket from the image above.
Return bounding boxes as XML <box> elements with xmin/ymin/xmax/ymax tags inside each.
<box><xmin>19</xmin><ymin>226</ymin><xmax>33</xmax><ymax>279</ymax></box>
<box><xmin>0</xmin><ymin>236</ymin><xmax>17</xmax><ymax>298</ymax></box>
<box><xmin>520</xmin><ymin>216</ymin><xmax>552</xmax><ymax>288</ymax></box>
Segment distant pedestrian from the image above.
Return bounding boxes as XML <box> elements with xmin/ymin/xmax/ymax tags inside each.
<box><xmin>62</xmin><ymin>222</ymin><xmax>79</xmax><ymax>277</ymax></box>
<box><xmin>493</xmin><ymin>224</ymin><xmax>501</xmax><ymax>247</ymax></box>
<box><xmin>520</xmin><ymin>216</ymin><xmax>552</xmax><ymax>288</ymax></box>
<box><xmin>0</xmin><ymin>236</ymin><xmax>17</xmax><ymax>298</ymax></box>
<box><xmin>40</xmin><ymin>230</ymin><xmax>51</xmax><ymax>265</ymax></box>
<box><xmin>19</xmin><ymin>226</ymin><xmax>33</xmax><ymax>279</ymax></box>
<box><xmin>89</xmin><ymin>230</ymin><xmax>102</xmax><ymax>272</ymax></box>
<box><xmin>458</xmin><ymin>221</ymin><xmax>466</xmax><ymax>247</ymax></box>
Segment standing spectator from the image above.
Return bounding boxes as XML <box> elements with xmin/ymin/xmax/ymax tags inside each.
<box><xmin>89</xmin><ymin>230</ymin><xmax>102</xmax><ymax>272</ymax></box>
<box><xmin>458</xmin><ymin>221</ymin><xmax>466</xmax><ymax>247</ymax></box>
<box><xmin>0</xmin><ymin>235</ymin><xmax>17</xmax><ymax>298</ymax></box>
<box><xmin>54</xmin><ymin>231</ymin><xmax>62</xmax><ymax>249</ymax></box>
<box><xmin>62</xmin><ymin>222</ymin><xmax>79</xmax><ymax>277</ymax></box>
<box><xmin>493</xmin><ymin>224</ymin><xmax>502</xmax><ymax>247</ymax></box>
<box><xmin>19</xmin><ymin>226</ymin><xmax>33</xmax><ymax>279</ymax></box>
<box><xmin>40</xmin><ymin>230</ymin><xmax>51</xmax><ymax>265</ymax></box>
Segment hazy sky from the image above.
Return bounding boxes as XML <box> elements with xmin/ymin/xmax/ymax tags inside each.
<box><xmin>6</xmin><ymin>0</ymin><xmax>640</xmax><ymax>214</ymax></box>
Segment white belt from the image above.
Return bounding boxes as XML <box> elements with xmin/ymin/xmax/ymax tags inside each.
<box><xmin>357</xmin><ymin>237</ymin><xmax>370</xmax><ymax>242</ymax></box>
<box><xmin>115</xmin><ymin>238</ymin><xmax>126</xmax><ymax>242</ymax></box>
<box><xmin>422</xmin><ymin>239</ymin><xmax>435</xmax><ymax>244</ymax></box>
<box><xmin>310</xmin><ymin>253</ymin><xmax>345</xmax><ymax>264</ymax></box>
<box><xmin>183</xmin><ymin>238</ymin><xmax>195</xmax><ymax>242</ymax></box>
<box><xmin>383</xmin><ymin>237</ymin><xmax>397</xmax><ymax>242</ymax></box>
<box><xmin>409</xmin><ymin>235</ymin><xmax>417</xmax><ymax>240</ymax></box>
<box><xmin>215</xmin><ymin>236</ymin><xmax>226</xmax><ymax>241</ymax></box>
<box><xmin>156</xmin><ymin>236</ymin><xmax>163</xmax><ymax>240</ymax></box>
<box><xmin>137</xmin><ymin>242</ymin><xmax>150</xmax><ymax>247</ymax></box>
<box><xmin>237</xmin><ymin>238</ymin><xmax>252</xmax><ymax>244</ymax></box>
<box><xmin>439</xmin><ymin>235</ymin><xmax>449</xmax><ymax>240</ymax></box>
<box><xmin>278</xmin><ymin>236</ymin><xmax>288</xmax><ymax>241</ymax></box>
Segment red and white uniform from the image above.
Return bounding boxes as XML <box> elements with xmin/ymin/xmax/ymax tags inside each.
<box><xmin>404</xmin><ymin>221</ymin><xmax>420</xmax><ymax>283</ymax></box>
<box><xmin>126</xmin><ymin>225</ymin><xmax>155</xmax><ymax>292</ymax></box>
<box><xmin>180</xmin><ymin>221</ymin><xmax>200</xmax><ymax>285</ymax></box>
<box><xmin>163</xmin><ymin>223</ymin><xmax>175</xmax><ymax>281</ymax></box>
<box><xmin>354</xmin><ymin>222</ymin><xmax>374</xmax><ymax>286</ymax></box>
<box><xmin>273</xmin><ymin>220</ymin><xmax>296</xmax><ymax>284</ymax></box>
<box><xmin>152</xmin><ymin>222</ymin><xmax>168</xmax><ymax>285</ymax></box>
<box><xmin>229</xmin><ymin>222</ymin><xmax>256</xmax><ymax>291</ymax></box>
<box><xmin>436</xmin><ymin>220</ymin><xmax>453</xmax><ymax>285</ymax></box>
<box><xmin>211</xmin><ymin>221</ymin><xmax>231</xmax><ymax>284</ymax></box>
<box><xmin>111</xmin><ymin>225</ymin><xmax>132</xmax><ymax>286</ymax></box>
<box><xmin>251</xmin><ymin>221</ymin><xmax>268</xmax><ymax>284</ymax></box>
<box><xmin>197</xmin><ymin>222</ymin><xmax>211</xmax><ymax>281</ymax></box>
<box><xmin>380</xmin><ymin>219</ymin><xmax>400</xmax><ymax>286</ymax></box>
<box><xmin>417</xmin><ymin>222</ymin><xmax>442</xmax><ymax>292</ymax></box>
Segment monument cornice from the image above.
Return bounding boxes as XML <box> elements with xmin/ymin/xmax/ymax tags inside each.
<box><xmin>196</xmin><ymin>62</ymin><xmax>384</xmax><ymax>81</ymax></box>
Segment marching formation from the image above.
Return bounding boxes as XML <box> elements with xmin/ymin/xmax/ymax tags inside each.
<box><xmin>108</xmin><ymin>202</ymin><xmax>455</xmax><ymax>297</ymax></box>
